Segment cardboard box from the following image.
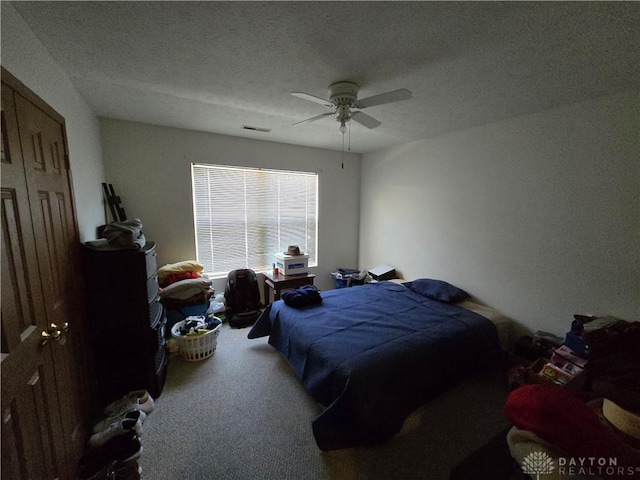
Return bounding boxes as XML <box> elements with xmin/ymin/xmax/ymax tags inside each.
<box><xmin>525</xmin><ymin>358</ymin><xmax>585</xmax><ymax>391</ymax></box>
<box><xmin>275</xmin><ymin>253</ymin><xmax>309</xmax><ymax>276</ymax></box>
<box><xmin>525</xmin><ymin>358</ymin><xmax>554</xmax><ymax>385</ymax></box>
<box><xmin>540</xmin><ymin>362</ymin><xmax>575</xmax><ymax>386</ymax></box>
<box><xmin>552</xmin><ymin>345</ymin><xmax>587</xmax><ymax>368</ymax></box>
<box><xmin>369</xmin><ymin>265</ymin><xmax>396</xmax><ymax>281</ymax></box>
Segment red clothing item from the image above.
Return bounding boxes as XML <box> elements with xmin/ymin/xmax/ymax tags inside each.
<box><xmin>504</xmin><ymin>384</ymin><xmax>640</xmax><ymax>479</ymax></box>
<box><xmin>159</xmin><ymin>271</ymin><xmax>200</xmax><ymax>287</ymax></box>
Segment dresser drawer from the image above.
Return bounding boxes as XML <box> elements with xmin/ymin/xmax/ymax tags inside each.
<box><xmin>144</xmin><ymin>242</ymin><xmax>158</xmax><ymax>278</ymax></box>
<box><xmin>149</xmin><ymin>296</ymin><xmax>164</xmax><ymax>328</ymax></box>
<box><xmin>147</xmin><ymin>273</ymin><xmax>160</xmax><ymax>303</ymax></box>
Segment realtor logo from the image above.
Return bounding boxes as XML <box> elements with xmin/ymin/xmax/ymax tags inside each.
<box><xmin>521</xmin><ymin>451</ymin><xmax>555</xmax><ymax>479</ymax></box>
<box><xmin>521</xmin><ymin>451</ymin><xmax>640</xmax><ymax>478</ymax></box>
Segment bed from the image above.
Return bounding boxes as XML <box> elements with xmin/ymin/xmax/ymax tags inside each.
<box><xmin>247</xmin><ymin>278</ymin><xmax>510</xmax><ymax>450</ymax></box>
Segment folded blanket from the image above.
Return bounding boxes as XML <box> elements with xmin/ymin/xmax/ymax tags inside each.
<box><xmin>102</xmin><ymin>218</ymin><xmax>146</xmax><ymax>249</ymax></box>
<box><xmin>159</xmin><ymin>277</ymin><xmax>213</xmax><ymax>300</ymax></box>
<box><xmin>282</xmin><ymin>285</ymin><xmax>322</xmax><ymax>308</ymax></box>
<box><xmin>157</xmin><ymin>260</ymin><xmax>204</xmax><ymax>283</ymax></box>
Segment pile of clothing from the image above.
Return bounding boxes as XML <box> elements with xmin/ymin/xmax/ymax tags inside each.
<box><xmin>85</xmin><ymin>218</ymin><xmax>146</xmax><ymax>250</ymax></box>
<box><xmin>331</xmin><ymin>268</ymin><xmax>370</xmax><ymax>288</ymax></box>
<box><xmin>282</xmin><ymin>285</ymin><xmax>322</xmax><ymax>308</ymax></box>
<box><xmin>505</xmin><ymin>384</ymin><xmax>640</xmax><ymax>480</ymax></box>
<box><xmin>158</xmin><ymin>260</ymin><xmax>213</xmax><ymax>309</ymax></box>
<box><xmin>176</xmin><ymin>315</ymin><xmax>222</xmax><ymax>336</ymax></box>
<box><xmin>505</xmin><ymin>317</ymin><xmax>640</xmax><ymax>480</ymax></box>
<box><xmin>582</xmin><ymin>319</ymin><xmax>640</xmax><ymax>409</ymax></box>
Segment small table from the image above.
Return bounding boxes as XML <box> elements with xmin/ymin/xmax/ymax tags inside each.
<box><xmin>263</xmin><ymin>271</ymin><xmax>315</xmax><ymax>303</ymax></box>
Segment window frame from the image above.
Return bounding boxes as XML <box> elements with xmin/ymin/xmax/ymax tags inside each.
<box><xmin>191</xmin><ymin>163</ymin><xmax>318</xmax><ymax>277</ymax></box>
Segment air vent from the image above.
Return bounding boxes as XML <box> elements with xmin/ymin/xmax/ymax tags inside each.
<box><xmin>241</xmin><ymin>125</ymin><xmax>271</xmax><ymax>133</ymax></box>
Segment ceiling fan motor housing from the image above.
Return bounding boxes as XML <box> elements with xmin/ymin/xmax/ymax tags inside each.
<box><xmin>329</xmin><ymin>81</ymin><xmax>360</xmax><ymax>107</ymax></box>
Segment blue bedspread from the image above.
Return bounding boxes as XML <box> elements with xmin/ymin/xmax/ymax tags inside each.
<box><xmin>248</xmin><ymin>281</ymin><xmax>501</xmax><ymax>450</ymax></box>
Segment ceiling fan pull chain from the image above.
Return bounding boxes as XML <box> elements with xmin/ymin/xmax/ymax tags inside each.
<box><xmin>341</xmin><ymin>133</ymin><xmax>345</xmax><ymax>170</ymax></box>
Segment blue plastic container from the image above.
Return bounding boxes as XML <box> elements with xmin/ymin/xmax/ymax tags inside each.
<box><xmin>166</xmin><ymin>303</ymin><xmax>209</xmax><ymax>335</ymax></box>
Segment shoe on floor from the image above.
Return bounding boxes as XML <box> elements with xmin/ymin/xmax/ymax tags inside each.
<box><xmin>83</xmin><ymin>458</ymin><xmax>141</xmax><ymax>480</ymax></box>
<box><xmin>93</xmin><ymin>409</ymin><xmax>146</xmax><ymax>434</ymax></box>
<box><xmin>89</xmin><ymin>414</ymin><xmax>143</xmax><ymax>448</ymax></box>
<box><xmin>78</xmin><ymin>431</ymin><xmax>142</xmax><ymax>479</ymax></box>
<box><xmin>104</xmin><ymin>390</ymin><xmax>154</xmax><ymax>416</ymax></box>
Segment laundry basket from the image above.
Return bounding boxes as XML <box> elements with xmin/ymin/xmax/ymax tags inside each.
<box><xmin>171</xmin><ymin>319</ymin><xmax>221</xmax><ymax>362</ymax></box>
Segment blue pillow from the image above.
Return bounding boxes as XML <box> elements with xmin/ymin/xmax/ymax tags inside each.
<box><xmin>402</xmin><ymin>278</ymin><xmax>470</xmax><ymax>303</ymax></box>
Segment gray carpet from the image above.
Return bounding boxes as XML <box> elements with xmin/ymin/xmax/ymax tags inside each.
<box><xmin>139</xmin><ymin>323</ymin><xmax>510</xmax><ymax>480</ymax></box>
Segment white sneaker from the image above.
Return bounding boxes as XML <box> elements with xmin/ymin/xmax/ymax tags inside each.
<box><xmin>93</xmin><ymin>409</ymin><xmax>146</xmax><ymax>434</ymax></box>
<box><xmin>89</xmin><ymin>416</ymin><xmax>143</xmax><ymax>448</ymax></box>
<box><xmin>104</xmin><ymin>390</ymin><xmax>154</xmax><ymax>416</ymax></box>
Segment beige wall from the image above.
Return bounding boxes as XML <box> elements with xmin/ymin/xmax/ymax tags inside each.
<box><xmin>359</xmin><ymin>91</ymin><xmax>639</xmax><ymax>337</ymax></box>
<box><xmin>1</xmin><ymin>3</ymin><xmax>106</xmax><ymax>242</ymax></box>
<box><xmin>99</xmin><ymin>119</ymin><xmax>361</xmax><ymax>295</ymax></box>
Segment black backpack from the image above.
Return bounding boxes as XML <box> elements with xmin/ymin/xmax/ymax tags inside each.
<box><xmin>224</xmin><ymin>268</ymin><xmax>261</xmax><ymax>328</ymax></box>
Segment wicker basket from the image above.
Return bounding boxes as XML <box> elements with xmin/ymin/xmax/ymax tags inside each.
<box><xmin>171</xmin><ymin>319</ymin><xmax>221</xmax><ymax>362</ymax></box>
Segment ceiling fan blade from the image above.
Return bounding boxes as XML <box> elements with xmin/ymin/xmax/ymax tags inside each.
<box><xmin>291</xmin><ymin>92</ymin><xmax>334</xmax><ymax>108</ymax></box>
<box><xmin>292</xmin><ymin>111</ymin><xmax>335</xmax><ymax>127</ymax></box>
<box><xmin>355</xmin><ymin>88</ymin><xmax>412</xmax><ymax>108</ymax></box>
<box><xmin>350</xmin><ymin>111</ymin><xmax>381</xmax><ymax>129</ymax></box>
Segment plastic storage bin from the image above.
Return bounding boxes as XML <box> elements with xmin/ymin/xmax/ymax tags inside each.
<box><xmin>275</xmin><ymin>253</ymin><xmax>310</xmax><ymax>276</ymax></box>
<box><xmin>332</xmin><ymin>269</ymin><xmax>365</xmax><ymax>288</ymax></box>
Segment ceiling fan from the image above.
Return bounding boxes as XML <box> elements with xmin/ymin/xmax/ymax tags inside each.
<box><xmin>291</xmin><ymin>81</ymin><xmax>412</xmax><ymax>133</ymax></box>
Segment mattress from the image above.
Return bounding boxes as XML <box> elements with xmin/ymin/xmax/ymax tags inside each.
<box><xmin>457</xmin><ymin>299</ymin><xmax>511</xmax><ymax>352</ymax></box>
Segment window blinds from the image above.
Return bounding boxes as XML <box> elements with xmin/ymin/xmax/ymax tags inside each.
<box><xmin>191</xmin><ymin>164</ymin><xmax>318</xmax><ymax>276</ymax></box>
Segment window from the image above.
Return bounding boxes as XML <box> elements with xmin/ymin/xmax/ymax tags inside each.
<box><xmin>191</xmin><ymin>163</ymin><xmax>318</xmax><ymax>276</ymax></box>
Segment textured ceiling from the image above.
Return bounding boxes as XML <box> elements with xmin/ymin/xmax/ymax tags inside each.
<box><xmin>10</xmin><ymin>1</ymin><xmax>640</xmax><ymax>154</ymax></box>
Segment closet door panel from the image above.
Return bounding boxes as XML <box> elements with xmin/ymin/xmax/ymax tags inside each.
<box><xmin>1</xmin><ymin>80</ymin><xmax>71</xmax><ymax>480</ymax></box>
<box><xmin>2</xmin><ymin>68</ymin><xmax>89</xmax><ymax>479</ymax></box>
<box><xmin>14</xmin><ymin>92</ymin><xmax>87</xmax><ymax>473</ymax></box>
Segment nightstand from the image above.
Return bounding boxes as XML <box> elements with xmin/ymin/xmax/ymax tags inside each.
<box><xmin>263</xmin><ymin>271</ymin><xmax>315</xmax><ymax>303</ymax></box>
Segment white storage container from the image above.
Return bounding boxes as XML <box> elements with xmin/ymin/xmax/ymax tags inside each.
<box><xmin>275</xmin><ymin>253</ymin><xmax>310</xmax><ymax>276</ymax></box>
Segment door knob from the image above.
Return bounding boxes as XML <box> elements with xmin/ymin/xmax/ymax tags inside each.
<box><xmin>40</xmin><ymin>322</ymin><xmax>71</xmax><ymax>346</ymax></box>
<box><xmin>41</xmin><ymin>327</ymin><xmax>61</xmax><ymax>346</ymax></box>
<box><xmin>51</xmin><ymin>322</ymin><xmax>69</xmax><ymax>345</ymax></box>
<box><xmin>41</xmin><ymin>323</ymin><xmax>65</xmax><ymax>346</ymax></box>
<box><xmin>52</xmin><ymin>322</ymin><xmax>69</xmax><ymax>333</ymax></box>
<box><xmin>41</xmin><ymin>330</ymin><xmax>53</xmax><ymax>345</ymax></box>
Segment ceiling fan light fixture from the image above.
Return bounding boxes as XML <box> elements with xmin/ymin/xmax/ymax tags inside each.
<box><xmin>336</xmin><ymin>104</ymin><xmax>351</xmax><ymax>134</ymax></box>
